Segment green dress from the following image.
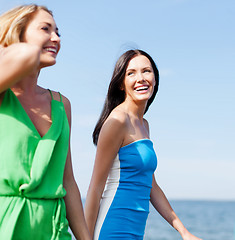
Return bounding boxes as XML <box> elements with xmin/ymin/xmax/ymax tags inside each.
<box><xmin>0</xmin><ymin>89</ymin><xmax>72</xmax><ymax>239</ymax></box>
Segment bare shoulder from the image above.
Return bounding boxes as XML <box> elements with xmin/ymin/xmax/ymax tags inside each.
<box><xmin>103</xmin><ymin>109</ymin><xmax>127</xmax><ymax>132</ymax></box>
<box><xmin>49</xmin><ymin>90</ymin><xmax>71</xmax><ymax>121</ymax></box>
<box><xmin>98</xmin><ymin>107</ymin><xmax>128</xmax><ymax>148</ymax></box>
<box><xmin>108</xmin><ymin>106</ymin><xmax>128</xmax><ymax>125</ymax></box>
<box><xmin>61</xmin><ymin>94</ymin><xmax>71</xmax><ymax>110</ymax></box>
<box><xmin>49</xmin><ymin>90</ymin><xmax>70</xmax><ymax>107</ymax></box>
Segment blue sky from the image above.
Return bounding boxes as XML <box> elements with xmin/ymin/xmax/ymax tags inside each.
<box><xmin>1</xmin><ymin>0</ymin><xmax>234</xmax><ymax>200</ymax></box>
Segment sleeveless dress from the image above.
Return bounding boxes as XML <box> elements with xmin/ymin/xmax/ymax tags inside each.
<box><xmin>0</xmin><ymin>89</ymin><xmax>71</xmax><ymax>240</ymax></box>
<box><xmin>94</xmin><ymin>139</ymin><xmax>157</xmax><ymax>240</ymax></box>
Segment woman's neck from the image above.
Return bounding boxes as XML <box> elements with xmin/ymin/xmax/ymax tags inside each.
<box><xmin>120</xmin><ymin>99</ymin><xmax>147</xmax><ymax>121</ymax></box>
<box><xmin>12</xmin><ymin>70</ymin><xmax>40</xmax><ymax>95</ymax></box>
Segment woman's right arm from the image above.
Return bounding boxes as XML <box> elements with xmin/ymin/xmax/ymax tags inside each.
<box><xmin>0</xmin><ymin>43</ymin><xmax>40</xmax><ymax>93</ymax></box>
<box><xmin>85</xmin><ymin>111</ymin><xmax>126</xmax><ymax>238</ymax></box>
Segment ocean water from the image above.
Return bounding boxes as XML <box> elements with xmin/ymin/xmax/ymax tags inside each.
<box><xmin>145</xmin><ymin>200</ymin><xmax>235</xmax><ymax>240</ymax></box>
<box><xmin>73</xmin><ymin>200</ymin><xmax>235</xmax><ymax>240</ymax></box>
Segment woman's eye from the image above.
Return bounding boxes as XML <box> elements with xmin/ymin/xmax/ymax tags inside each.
<box><xmin>41</xmin><ymin>27</ymin><xmax>49</xmax><ymax>31</ymax></box>
<box><xmin>127</xmin><ymin>72</ymin><xmax>134</xmax><ymax>76</ymax></box>
<box><xmin>41</xmin><ymin>27</ymin><xmax>61</xmax><ymax>38</ymax></box>
<box><xmin>144</xmin><ymin>69</ymin><xmax>151</xmax><ymax>73</ymax></box>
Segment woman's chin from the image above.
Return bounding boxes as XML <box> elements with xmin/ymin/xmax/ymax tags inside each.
<box><xmin>40</xmin><ymin>60</ymin><xmax>56</xmax><ymax>69</ymax></box>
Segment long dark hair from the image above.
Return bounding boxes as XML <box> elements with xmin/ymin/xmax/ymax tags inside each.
<box><xmin>93</xmin><ymin>49</ymin><xmax>159</xmax><ymax>145</ymax></box>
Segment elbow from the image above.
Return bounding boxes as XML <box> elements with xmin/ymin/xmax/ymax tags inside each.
<box><xmin>6</xmin><ymin>43</ymin><xmax>41</xmax><ymax>72</ymax></box>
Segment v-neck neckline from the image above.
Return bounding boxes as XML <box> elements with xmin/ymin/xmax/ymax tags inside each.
<box><xmin>8</xmin><ymin>88</ymin><xmax>55</xmax><ymax>139</ymax></box>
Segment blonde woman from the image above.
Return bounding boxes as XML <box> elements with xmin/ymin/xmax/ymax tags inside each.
<box><xmin>0</xmin><ymin>4</ymin><xmax>90</xmax><ymax>240</ymax></box>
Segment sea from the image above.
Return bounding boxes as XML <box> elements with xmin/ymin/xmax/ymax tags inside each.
<box><xmin>145</xmin><ymin>200</ymin><xmax>235</xmax><ymax>240</ymax></box>
<box><xmin>72</xmin><ymin>200</ymin><xmax>235</xmax><ymax>240</ymax></box>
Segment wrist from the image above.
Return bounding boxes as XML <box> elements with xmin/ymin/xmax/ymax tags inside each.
<box><xmin>178</xmin><ymin>226</ymin><xmax>188</xmax><ymax>237</ymax></box>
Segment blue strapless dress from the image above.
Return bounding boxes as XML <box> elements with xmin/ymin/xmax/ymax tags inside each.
<box><xmin>94</xmin><ymin>139</ymin><xmax>157</xmax><ymax>240</ymax></box>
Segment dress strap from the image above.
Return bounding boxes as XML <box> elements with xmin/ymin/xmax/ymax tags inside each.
<box><xmin>58</xmin><ymin>92</ymin><xmax>62</xmax><ymax>102</ymax></box>
<box><xmin>48</xmin><ymin>89</ymin><xmax>54</xmax><ymax>100</ymax></box>
<box><xmin>48</xmin><ymin>89</ymin><xmax>62</xmax><ymax>102</ymax></box>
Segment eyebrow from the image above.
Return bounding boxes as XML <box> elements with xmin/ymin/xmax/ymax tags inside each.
<box><xmin>127</xmin><ymin>66</ymin><xmax>152</xmax><ymax>71</ymax></box>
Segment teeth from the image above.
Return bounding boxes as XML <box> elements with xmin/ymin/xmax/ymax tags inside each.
<box><xmin>44</xmin><ymin>48</ymin><xmax>57</xmax><ymax>53</ymax></box>
<box><xmin>136</xmin><ymin>86</ymin><xmax>148</xmax><ymax>91</ymax></box>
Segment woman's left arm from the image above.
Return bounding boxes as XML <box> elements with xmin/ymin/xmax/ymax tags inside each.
<box><xmin>62</xmin><ymin>96</ymin><xmax>90</xmax><ymax>240</ymax></box>
<box><xmin>150</xmin><ymin>175</ymin><xmax>202</xmax><ymax>240</ymax></box>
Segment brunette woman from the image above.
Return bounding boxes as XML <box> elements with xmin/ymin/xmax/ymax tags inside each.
<box><xmin>85</xmin><ymin>49</ymin><xmax>202</xmax><ymax>240</ymax></box>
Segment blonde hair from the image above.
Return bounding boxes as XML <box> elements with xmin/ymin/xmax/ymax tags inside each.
<box><xmin>0</xmin><ymin>4</ymin><xmax>53</xmax><ymax>46</ymax></box>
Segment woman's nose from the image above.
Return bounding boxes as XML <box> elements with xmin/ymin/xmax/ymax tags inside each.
<box><xmin>51</xmin><ymin>32</ymin><xmax>60</xmax><ymax>43</ymax></box>
<box><xmin>136</xmin><ymin>72</ymin><xmax>145</xmax><ymax>82</ymax></box>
